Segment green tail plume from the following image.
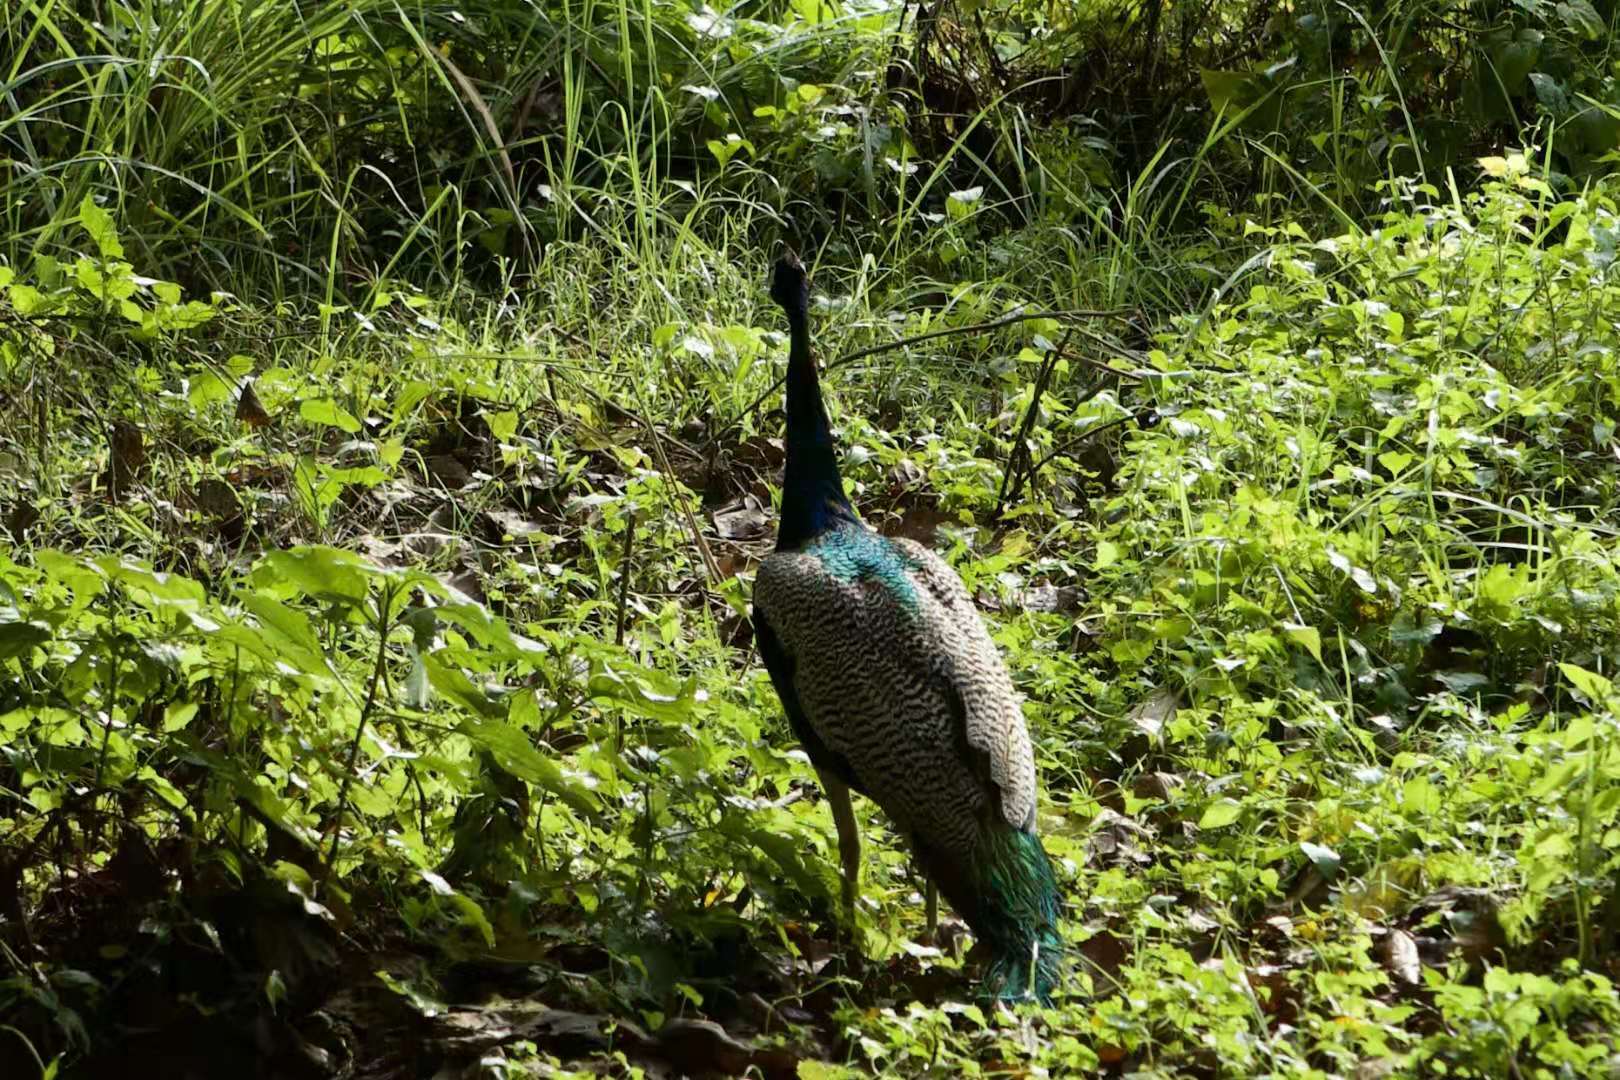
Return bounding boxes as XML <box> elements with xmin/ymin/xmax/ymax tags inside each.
<box><xmin>927</xmin><ymin>823</ymin><xmax>1064</xmax><ymax>1004</ymax></box>
<box><xmin>977</xmin><ymin>825</ymin><xmax>1064</xmax><ymax>1003</ymax></box>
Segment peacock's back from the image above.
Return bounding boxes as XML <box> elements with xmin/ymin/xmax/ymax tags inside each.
<box><xmin>754</xmin><ymin>523</ymin><xmax>1037</xmax><ymax>862</ymax></box>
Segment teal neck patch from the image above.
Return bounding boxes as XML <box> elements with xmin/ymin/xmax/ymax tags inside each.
<box><xmin>806</xmin><ymin>525</ymin><xmax>922</xmax><ymax>613</ymax></box>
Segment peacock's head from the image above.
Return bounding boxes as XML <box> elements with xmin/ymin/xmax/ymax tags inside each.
<box><xmin>770</xmin><ymin>251</ymin><xmax>809</xmax><ymax>314</ymax></box>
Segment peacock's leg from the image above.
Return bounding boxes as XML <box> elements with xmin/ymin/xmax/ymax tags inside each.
<box><xmin>907</xmin><ymin>835</ymin><xmax>939</xmax><ymax>940</ymax></box>
<box><xmin>818</xmin><ymin>769</ymin><xmax>860</xmax><ymax>935</ymax></box>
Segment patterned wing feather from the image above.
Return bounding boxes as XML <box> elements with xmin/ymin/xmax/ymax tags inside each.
<box><xmin>885</xmin><ymin>535</ymin><xmax>1038</xmax><ymax>832</ymax></box>
<box><xmin>754</xmin><ymin>612</ymin><xmax>860</xmax><ymax>790</ymax></box>
<box><xmin>753</xmin><ymin>526</ymin><xmax>1039</xmax><ymax>862</ymax></box>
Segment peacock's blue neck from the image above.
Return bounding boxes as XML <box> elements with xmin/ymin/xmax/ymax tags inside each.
<box><xmin>778</xmin><ymin>300</ymin><xmax>854</xmax><ymax>550</ymax></box>
<box><xmin>803</xmin><ymin>523</ymin><xmax>921</xmax><ymax>613</ymax></box>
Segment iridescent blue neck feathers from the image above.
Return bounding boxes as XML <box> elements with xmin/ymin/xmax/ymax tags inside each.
<box><xmin>802</xmin><ymin>523</ymin><xmax>921</xmax><ymax>612</ymax></box>
<box><xmin>773</xmin><ymin>258</ymin><xmax>854</xmax><ymax>550</ymax></box>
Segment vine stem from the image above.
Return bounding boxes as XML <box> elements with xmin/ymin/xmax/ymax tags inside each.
<box><xmin>727</xmin><ymin>306</ymin><xmax>1133</xmax><ymax>436</ymax></box>
<box><xmin>323</xmin><ymin>582</ymin><xmax>396</xmax><ymax>885</ymax></box>
<box><xmin>995</xmin><ymin>329</ymin><xmax>1069</xmax><ymax>518</ymax></box>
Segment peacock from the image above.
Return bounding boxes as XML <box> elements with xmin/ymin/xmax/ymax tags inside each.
<box><xmin>751</xmin><ymin>252</ymin><xmax>1064</xmax><ymax>1002</ymax></box>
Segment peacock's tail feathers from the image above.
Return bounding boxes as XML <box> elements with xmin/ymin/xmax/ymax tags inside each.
<box><xmin>925</xmin><ymin>822</ymin><xmax>1064</xmax><ymax>1004</ymax></box>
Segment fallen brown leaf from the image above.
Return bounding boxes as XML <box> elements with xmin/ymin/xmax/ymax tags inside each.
<box><xmin>1132</xmin><ymin>770</ymin><xmax>1182</xmax><ymax>802</ymax></box>
<box><xmin>424</xmin><ymin>453</ymin><xmax>473</xmax><ymax>490</ymax></box>
<box><xmin>1126</xmin><ymin>687</ymin><xmax>1180</xmax><ymax>741</ymax></box>
<box><xmin>237</xmin><ymin>378</ymin><xmax>271</xmax><ymax>428</ymax></box>
<box><xmin>1021</xmin><ymin>582</ymin><xmax>1084</xmax><ymax>614</ymax></box>
<box><xmin>104</xmin><ymin>421</ymin><xmax>146</xmax><ymax>501</ymax></box>
<box><xmin>879</xmin><ymin>501</ymin><xmax>950</xmax><ymax>546</ymax></box>
<box><xmin>644</xmin><ymin>1017</ymin><xmax>800</xmax><ymax>1080</ymax></box>
<box><xmin>1075</xmin><ymin>923</ymin><xmax>1130</xmax><ymax>981</ymax></box>
<box><xmin>712</xmin><ymin>495</ymin><xmax>770</xmax><ymax>540</ymax></box>
<box><xmin>1383</xmin><ymin>927</ymin><xmax>1421</xmax><ymax>986</ymax></box>
<box><xmin>193</xmin><ymin>477</ymin><xmax>240</xmax><ymax>517</ymax></box>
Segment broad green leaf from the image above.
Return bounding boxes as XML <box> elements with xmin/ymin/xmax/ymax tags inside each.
<box><xmin>1557</xmin><ymin>0</ymin><xmax>1604</xmax><ymax>39</ymax></box>
<box><xmin>0</xmin><ymin>621</ymin><xmax>50</xmax><ymax>660</ymax></box>
<box><xmin>705</xmin><ymin>133</ymin><xmax>754</xmax><ymax>168</ymax></box>
<box><xmin>238</xmin><ymin>782</ymin><xmax>320</xmax><ymax>850</ymax></box>
<box><xmin>256</xmin><ymin>547</ymin><xmax>371</xmax><ymax>604</ymax></box>
<box><xmin>719</xmin><ymin>814</ymin><xmax>836</xmax><ymax>908</ymax></box>
<box><xmin>1492</xmin><ymin>31</ymin><xmax>1542</xmax><ymax>95</ymax></box>
<box><xmin>325</xmin><ymin>466</ymin><xmax>388</xmax><ymax>488</ymax></box>
<box><xmin>1531</xmin><ymin>757</ymin><xmax>1582</xmax><ymax>799</ymax></box>
<box><xmin>486</xmin><ymin>410</ymin><xmax>518</xmax><ymax>441</ymax></box>
<box><xmin>140</xmin><ymin>770</ymin><xmax>189</xmax><ymax>811</ymax></box>
<box><xmin>1282</xmin><ymin>623</ymin><xmax>1322</xmax><ymax>664</ymax></box>
<box><xmin>1199</xmin><ymin>799</ymin><xmax>1242</xmax><ymax>829</ymax></box>
<box><xmin>445</xmin><ymin>891</ymin><xmax>495</xmax><ymax>946</ymax></box>
<box><xmin>7</xmin><ymin>283</ymin><xmax>51</xmax><ymax>315</ymax></box>
<box><xmin>1200</xmin><ymin>69</ymin><xmax>1253</xmax><ymax>114</ymax></box>
<box><xmin>188</xmin><ymin>369</ymin><xmax>234</xmax><ymax>408</ymax></box>
<box><xmin>1558</xmin><ymin>663</ymin><xmax>1615</xmax><ymax>705</ymax></box>
<box><xmin>79</xmin><ymin>194</ymin><xmax>125</xmax><ymax>259</ymax></box>
<box><xmin>240</xmin><ymin>593</ymin><xmax>330</xmax><ymax>676</ymax></box>
<box><xmin>589</xmin><ymin>662</ymin><xmax>696</xmax><ymax>722</ymax></box>
<box><xmin>206</xmin><ymin>623</ymin><xmax>335</xmax><ymax>685</ymax></box>
<box><xmin>392</xmin><ymin>380</ymin><xmax>434</xmax><ymax>421</ymax></box>
<box><xmin>1476</xmin><ymin>563</ymin><xmax>1525</xmax><ymax>612</ymax></box>
<box><xmin>424</xmin><ymin>653</ymin><xmax>504</xmax><ymax>719</ymax></box>
<box><xmin>1528</xmin><ymin>72</ymin><xmax>1569</xmax><ymax>115</ymax></box>
<box><xmin>348</xmin><ymin>780</ymin><xmax>395</xmax><ymax>818</ymax></box>
<box><xmin>299</xmin><ymin>398</ymin><xmax>362</xmax><ymax>434</ymax></box>
<box><xmin>1151</xmin><ymin>616</ymin><xmax>1193</xmax><ymax>642</ymax></box>
<box><xmin>1377</xmin><ymin>450</ymin><xmax>1413</xmax><ymax>474</ymax></box>
<box><xmin>457</xmin><ymin>717</ymin><xmax>599</xmax><ymax>815</ymax></box>
<box><xmin>1300</xmin><ymin>840</ymin><xmax>1341</xmax><ymax>879</ymax></box>
<box><xmin>269</xmin><ymin>859</ymin><xmax>336</xmax><ymax>921</ymax></box>
<box><xmin>93</xmin><ymin>557</ymin><xmax>207</xmax><ymax>608</ymax></box>
<box><xmin>374</xmin><ymin>970</ymin><xmax>448</xmax><ymax>1017</ymax></box>
<box><xmin>434</xmin><ymin>602</ymin><xmax>546</xmax><ymax>659</ymax></box>
<box><xmin>1402</xmin><ymin>776</ymin><xmax>1441</xmax><ymax>816</ymax></box>
<box><xmin>34</xmin><ymin>550</ymin><xmax>106</xmax><ymax>604</ymax></box>
<box><xmin>1199</xmin><ymin>67</ymin><xmax>1286</xmax><ymax>130</ymax></box>
<box><xmin>163</xmin><ymin>702</ymin><xmax>199</xmax><ymax>733</ymax></box>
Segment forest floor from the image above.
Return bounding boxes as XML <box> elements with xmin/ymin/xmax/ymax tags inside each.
<box><xmin>3</xmin><ymin>0</ymin><xmax>1620</xmax><ymax>1064</ymax></box>
<box><xmin>6</xmin><ymin>158</ymin><xmax>1620</xmax><ymax>1078</ymax></box>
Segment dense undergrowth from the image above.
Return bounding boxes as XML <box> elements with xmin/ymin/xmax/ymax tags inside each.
<box><xmin>4</xmin><ymin>0</ymin><xmax>1620</xmax><ymax>1077</ymax></box>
